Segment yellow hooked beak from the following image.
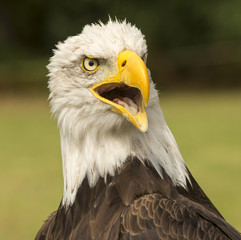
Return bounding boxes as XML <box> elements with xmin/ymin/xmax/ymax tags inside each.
<box><xmin>90</xmin><ymin>50</ymin><xmax>150</xmax><ymax>132</ymax></box>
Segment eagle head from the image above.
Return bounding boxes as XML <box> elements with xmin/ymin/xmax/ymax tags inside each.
<box><xmin>47</xmin><ymin>19</ymin><xmax>188</xmax><ymax>206</ymax></box>
<box><xmin>48</xmin><ymin>20</ymin><xmax>159</xmax><ymax>134</ymax></box>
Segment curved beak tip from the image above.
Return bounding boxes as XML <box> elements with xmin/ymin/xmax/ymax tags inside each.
<box><xmin>91</xmin><ymin>50</ymin><xmax>150</xmax><ymax>132</ymax></box>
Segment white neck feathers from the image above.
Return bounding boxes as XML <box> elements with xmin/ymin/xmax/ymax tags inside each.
<box><xmin>59</xmin><ymin>102</ymin><xmax>189</xmax><ymax>206</ymax></box>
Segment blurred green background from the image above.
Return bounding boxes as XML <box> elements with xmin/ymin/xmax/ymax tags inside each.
<box><xmin>1</xmin><ymin>1</ymin><xmax>241</xmax><ymax>239</ymax></box>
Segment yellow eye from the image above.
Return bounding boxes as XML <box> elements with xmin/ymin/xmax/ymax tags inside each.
<box><xmin>82</xmin><ymin>57</ymin><xmax>99</xmax><ymax>72</ymax></box>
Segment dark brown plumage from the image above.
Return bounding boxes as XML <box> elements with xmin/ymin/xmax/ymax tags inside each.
<box><xmin>36</xmin><ymin>158</ymin><xmax>241</xmax><ymax>240</ymax></box>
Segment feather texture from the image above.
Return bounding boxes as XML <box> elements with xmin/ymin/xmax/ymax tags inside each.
<box><xmin>47</xmin><ymin>19</ymin><xmax>188</xmax><ymax>206</ymax></box>
<box><xmin>36</xmin><ymin>19</ymin><xmax>241</xmax><ymax>239</ymax></box>
<box><xmin>36</xmin><ymin>159</ymin><xmax>241</xmax><ymax>240</ymax></box>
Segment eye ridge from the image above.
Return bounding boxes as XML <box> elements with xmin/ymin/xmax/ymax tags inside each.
<box><xmin>82</xmin><ymin>56</ymin><xmax>99</xmax><ymax>72</ymax></box>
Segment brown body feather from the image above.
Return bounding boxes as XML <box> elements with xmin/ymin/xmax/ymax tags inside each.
<box><xmin>36</xmin><ymin>158</ymin><xmax>241</xmax><ymax>240</ymax></box>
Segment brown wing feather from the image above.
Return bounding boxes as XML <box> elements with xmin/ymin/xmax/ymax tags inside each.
<box><xmin>36</xmin><ymin>158</ymin><xmax>241</xmax><ymax>240</ymax></box>
<box><xmin>176</xmin><ymin>168</ymin><xmax>223</xmax><ymax>218</ymax></box>
<box><xmin>120</xmin><ymin>193</ymin><xmax>238</xmax><ymax>240</ymax></box>
<box><xmin>35</xmin><ymin>211</ymin><xmax>57</xmax><ymax>240</ymax></box>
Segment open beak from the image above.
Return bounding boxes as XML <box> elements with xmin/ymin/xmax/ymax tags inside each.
<box><xmin>90</xmin><ymin>50</ymin><xmax>150</xmax><ymax>132</ymax></box>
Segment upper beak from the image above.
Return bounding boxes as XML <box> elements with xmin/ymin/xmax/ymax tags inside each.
<box><xmin>90</xmin><ymin>50</ymin><xmax>150</xmax><ymax>132</ymax></box>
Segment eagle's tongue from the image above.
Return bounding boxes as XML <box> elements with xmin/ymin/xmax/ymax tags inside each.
<box><xmin>113</xmin><ymin>97</ymin><xmax>138</xmax><ymax>115</ymax></box>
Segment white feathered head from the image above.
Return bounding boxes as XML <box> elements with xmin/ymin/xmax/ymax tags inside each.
<box><xmin>47</xmin><ymin>19</ymin><xmax>188</xmax><ymax>206</ymax></box>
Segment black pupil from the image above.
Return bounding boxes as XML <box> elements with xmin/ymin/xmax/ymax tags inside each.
<box><xmin>89</xmin><ymin>60</ymin><xmax>94</xmax><ymax>66</ymax></box>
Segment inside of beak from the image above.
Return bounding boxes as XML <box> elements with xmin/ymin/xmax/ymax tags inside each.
<box><xmin>94</xmin><ymin>83</ymin><xmax>142</xmax><ymax>116</ymax></box>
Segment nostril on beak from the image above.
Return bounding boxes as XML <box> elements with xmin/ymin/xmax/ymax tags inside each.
<box><xmin>121</xmin><ymin>60</ymin><xmax>127</xmax><ymax>67</ymax></box>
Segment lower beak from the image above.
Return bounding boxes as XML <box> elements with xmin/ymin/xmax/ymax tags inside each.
<box><xmin>90</xmin><ymin>50</ymin><xmax>150</xmax><ymax>132</ymax></box>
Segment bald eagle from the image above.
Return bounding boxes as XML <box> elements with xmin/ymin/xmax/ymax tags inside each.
<box><xmin>36</xmin><ymin>20</ymin><xmax>241</xmax><ymax>240</ymax></box>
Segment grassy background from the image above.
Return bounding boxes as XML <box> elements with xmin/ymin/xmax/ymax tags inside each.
<box><xmin>0</xmin><ymin>92</ymin><xmax>240</xmax><ymax>239</ymax></box>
